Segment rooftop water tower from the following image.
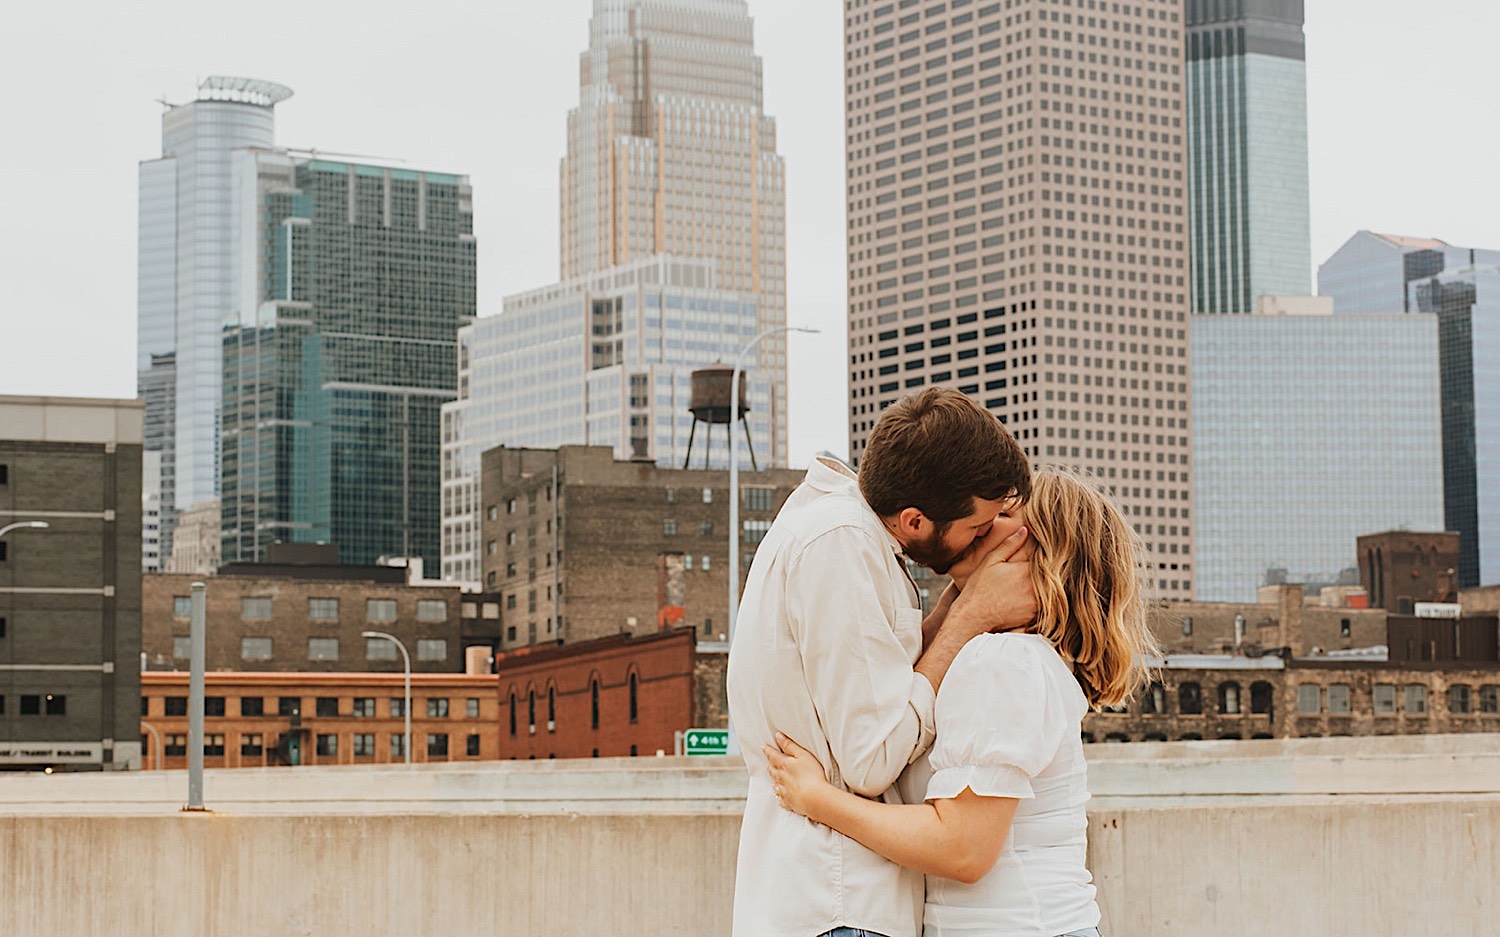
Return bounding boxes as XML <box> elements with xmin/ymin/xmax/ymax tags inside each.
<box><xmin>684</xmin><ymin>365</ymin><xmax>757</xmax><ymax>470</ymax></box>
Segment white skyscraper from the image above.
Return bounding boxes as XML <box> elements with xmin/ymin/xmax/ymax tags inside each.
<box><xmin>137</xmin><ymin>76</ymin><xmax>293</xmax><ymax>551</ymax></box>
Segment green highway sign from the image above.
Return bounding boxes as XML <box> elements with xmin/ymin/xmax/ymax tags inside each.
<box><xmin>684</xmin><ymin>728</ymin><xmax>730</xmax><ymax>756</ymax></box>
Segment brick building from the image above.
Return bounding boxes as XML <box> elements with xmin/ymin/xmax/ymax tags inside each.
<box><xmin>1357</xmin><ymin>530</ymin><xmax>1461</xmax><ymax>613</ymax></box>
<box><xmin>1</xmin><ymin>395</ymin><xmax>143</xmax><ymax>770</ymax></box>
<box><xmin>479</xmin><ymin>445</ymin><xmax>803</xmax><ymax>650</ymax></box>
<box><xmin>141</xmin><ymin>546</ymin><xmax>496</xmax><ymax>674</ymax></box>
<box><xmin>140</xmin><ymin>671</ymin><xmax>498</xmax><ymax>768</ymax></box>
<box><xmin>494</xmin><ymin>626</ymin><xmax>724</xmax><ymax>759</ymax></box>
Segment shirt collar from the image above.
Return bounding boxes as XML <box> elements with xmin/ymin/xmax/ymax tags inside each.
<box><xmin>803</xmin><ymin>456</ymin><xmax>907</xmax><ymax>557</ymax></box>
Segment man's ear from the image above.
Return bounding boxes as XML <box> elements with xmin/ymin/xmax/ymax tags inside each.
<box><xmin>893</xmin><ymin>506</ymin><xmax>931</xmax><ymax>539</ymax></box>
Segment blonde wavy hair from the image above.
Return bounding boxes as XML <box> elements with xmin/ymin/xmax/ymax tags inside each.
<box><xmin>1024</xmin><ymin>469</ymin><xmax>1160</xmax><ymax>708</ymax></box>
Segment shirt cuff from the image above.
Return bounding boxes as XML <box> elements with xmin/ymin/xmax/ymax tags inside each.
<box><xmin>925</xmin><ymin>763</ymin><xmax>1035</xmax><ymax>801</ymax></box>
<box><xmin>908</xmin><ymin>671</ymin><xmax>938</xmax><ymax>763</ymax></box>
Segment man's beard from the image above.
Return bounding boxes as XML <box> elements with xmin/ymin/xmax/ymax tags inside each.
<box><xmin>903</xmin><ymin>524</ymin><xmax>968</xmax><ymax>575</ymax></box>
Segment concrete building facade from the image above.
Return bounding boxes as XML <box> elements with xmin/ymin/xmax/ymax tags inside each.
<box><xmin>1185</xmin><ymin>0</ymin><xmax>1310</xmax><ymax>313</ymax></box>
<box><xmin>478</xmin><ymin>445</ymin><xmax>801</xmax><ymax>651</ymax></box>
<box><xmin>0</xmin><ymin>396</ymin><xmax>144</xmax><ymax>770</ymax></box>
<box><xmin>140</xmin><ymin>671</ymin><xmax>498</xmax><ymax>769</ymax></box>
<box><xmin>843</xmin><ymin>0</ymin><xmax>1195</xmax><ymax>597</ymax></box>
<box><xmin>1190</xmin><ymin>300</ymin><xmax>1444</xmax><ymax>600</ymax></box>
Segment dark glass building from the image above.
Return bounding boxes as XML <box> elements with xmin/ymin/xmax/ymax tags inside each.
<box><xmin>221</xmin><ymin>156</ymin><xmax>476</xmax><ymax>569</ymax></box>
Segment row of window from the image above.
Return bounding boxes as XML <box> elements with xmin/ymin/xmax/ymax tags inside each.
<box><xmin>217</xmin><ymin>636</ymin><xmax>448</xmax><ymax>663</ymax></box>
<box><xmin>153</xmin><ymin>732</ymin><xmax>480</xmax><ymax>759</ymax></box>
<box><xmin>146</xmin><ymin>696</ymin><xmax>481</xmax><ymax>719</ymax></box>
<box><xmin>0</xmin><ymin>693</ymin><xmax>65</xmax><ymax>716</ymax></box>
<box><xmin>1125</xmin><ymin>681</ymin><xmax>1500</xmax><ymax>717</ymax></box>
<box><xmin>172</xmin><ymin>596</ymin><xmax>448</xmax><ymax>623</ymax></box>
<box><xmin>507</xmin><ymin>675</ymin><xmax>639</xmax><ymax>738</ymax></box>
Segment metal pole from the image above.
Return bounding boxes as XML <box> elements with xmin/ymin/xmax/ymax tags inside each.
<box><xmin>362</xmin><ymin>631</ymin><xmax>411</xmax><ymax>764</ymax></box>
<box><xmin>140</xmin><ymin>722</ymin><xmax>163</xmax><ymax>770</ymax></box>
<box><xmin>186</xmin><ymin>581</ymin><xmax>206</xmax><ymax>809</ymax></box>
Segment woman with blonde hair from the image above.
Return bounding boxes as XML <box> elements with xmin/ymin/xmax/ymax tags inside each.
<box><xmin>766</xmin><ymin>469</ymin><xmax>1160</xmax><ymax>937</ymax></box>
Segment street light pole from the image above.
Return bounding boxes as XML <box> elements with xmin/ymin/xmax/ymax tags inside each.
<box><xmin>362</xmin><ymin>631</ymin><xmax>411</xmax><ymax>764</ymax></box>
<box><xmin>0</xmin><ymin>520</ymin><xmax>50</xmax><ymax>539</ymax></box>
<box><xmin>728</xmin><ymin>326</ymin><xmax>819</xmax><ymax>643</ymax></box>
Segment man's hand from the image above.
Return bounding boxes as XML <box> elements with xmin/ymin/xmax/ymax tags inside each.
<box><xmin>947</xmin><ymin>523</ymin><xmax>1033</xmax><ymax>592</ymax></box>
<box><xmin>940</xmin><ymin>527</ymin><xmax>1038</xmax><ymax>641</ymax></box>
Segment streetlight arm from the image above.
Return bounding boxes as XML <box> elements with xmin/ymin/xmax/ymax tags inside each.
<box><xmin>361</xmin><ymin>631</ymin><xmax>412</xmax><ymax>765</ymax></box>
<box><xmin>0</xmin><ymin>520</ymin><xmax>50</xmax><ymax>538</ymax></box>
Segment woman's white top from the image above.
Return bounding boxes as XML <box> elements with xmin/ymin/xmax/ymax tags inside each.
<box><xmin>915</xmin><ymin>632</ymin><xmax>1101</xmax><ymax>937</ymax></box>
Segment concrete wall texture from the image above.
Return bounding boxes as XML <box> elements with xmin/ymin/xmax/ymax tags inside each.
<box><xmin>0</xmin><ymin>734</ymin><xmax>1496</xmax><ymax>937</ymax></box>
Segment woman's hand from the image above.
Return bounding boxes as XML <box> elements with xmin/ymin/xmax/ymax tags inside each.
<box><xmin>764</xmin><ymin>732</ymin><xmax>832</xmax><ymax>821</ymax></box>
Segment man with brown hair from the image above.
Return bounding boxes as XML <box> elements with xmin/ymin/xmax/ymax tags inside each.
<box><xmin>728</xmin><ymin>387</ymin><xmax>1036</xmax><ymax>937</ymax></box>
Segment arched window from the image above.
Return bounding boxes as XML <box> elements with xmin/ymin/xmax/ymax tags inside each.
<box><xmin>590</xmin><ymin>678</ymin><xmax>600</xmax><ymax>730</ymax></box>
<box><xmin>1219</xmin><ymin>681</ymin><xmax>1241</xmax><ymax>715</ymax></box>
<box><xmin>1179</xmin><ymin>682</ymin><xmax>1203</xmax><ymax>715</ymax></box>
<box><xmin>547</xmin><ymin>685</ymin><xmax>557</xmax><ymax>732</ymax></box>
<box><xmin>1250</xmin><ymin>681</ymin><xmax>1274</xmax><ymax>715</ymax></box>
<box><xmin>508</xmin><ymin>691</ymin><xmax>517</xmax><ymax>738</ymax></box>
<box><xmin>527</xmin><ymin>689</ymin><xmax>536</xmax><ymax>735</ymax></box>
<box><xmin>1141</xmin><ymin>682</ymin><xmax>1167</xmax><ymax>715</ymax></box>
<box><xmin>628</xmin><ymin>671</ymin><xmax>639</xmax><ymax>724</ymax></box>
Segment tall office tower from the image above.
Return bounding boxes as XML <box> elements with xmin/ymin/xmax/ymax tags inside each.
<box><xmin>440</xmin><ymin>257</ymin><xmax>763</xmax><ymax>584</ymax></box>
<box><xmin>221</xmin><ymin>154</ymin><xmax>476</xmax><ymax>569</ymax></box>
<box><xmin>1192</xmin><ymin>297</ymin><xmax>1444</xmax><ymax>601</ymax></box>
<box><xmin>1320</xmin><ymin>231</ymin><xmax>1500</xmax><ymax>588</ymax></box>
<box><xmin>137</xmin><ymin>77</ymin><xmax>292</xmax><ymax>555</ymax></box>
<box><xmin>1184</xmin><ymin>0</ymin><xmax>1310</xmax><ymax>313</ymax></box>
<box><xmin>559</xmin><ymin>0</ymin><xmax>788</xmax><ymax>466</ymax></box>
<box><xmin>844</xmin><ymin>0</ymin><xmax>1195</xmax><ymax>596</ymax></box>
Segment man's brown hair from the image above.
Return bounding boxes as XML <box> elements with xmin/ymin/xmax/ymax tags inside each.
<box><xmin>858</xmin><ymin>387</ymin><xmax>1031</xmax><ymax>524</ymax></box>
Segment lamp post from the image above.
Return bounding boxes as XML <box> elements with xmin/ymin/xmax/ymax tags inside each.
<box><xmin>728</xmin><ymin>326</ymin><xmax>819</xmax><ymax>644</ymax></box>
<box><xmin>362</xmin><ymin>631</ymin><xmax>411</xmax><ymax>764</ymax></box>
<box><xmin>0</xmin><ymin>520</ymin><xmax>50</xmax><ymax>539</ymax></box>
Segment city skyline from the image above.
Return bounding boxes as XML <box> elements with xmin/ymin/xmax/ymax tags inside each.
<box><xmin>3</xmin><ymin>0</ymin><xmax>1500</xmax><ymax>464</ymax></box>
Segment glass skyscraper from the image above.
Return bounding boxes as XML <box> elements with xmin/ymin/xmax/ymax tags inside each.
<box><xmin>137</xmin><ymin>77</ymin><xmax>292</xmax><ymax>557</ymax></box>
<box><xmin>1192</xmin><ymin>304</ymin><xmax>1444</xmax><ymax>601</ymax></box>
<box><xmin>221</xmin><ymin>155</ymin><xmax>476</xmax><ymax>568</ymax></box>
<box><xmin>1186</xmin><ymin>0</ymin><xmax>1311</xmax><ymax>313</ymax></box>
<box><xmin>1319</xmin><ymin>231</ymin><xmax>1500</xmax><ymax>588</ymax></box>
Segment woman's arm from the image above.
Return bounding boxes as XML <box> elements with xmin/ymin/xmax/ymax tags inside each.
<box><xmin>766</xmin><ymin>733</ymin><xmax>1018</xmax><ymax>885</ymax></box>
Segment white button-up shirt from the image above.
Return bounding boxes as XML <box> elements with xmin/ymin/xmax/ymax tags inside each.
<box><xmin>728</xmin><ymin>457</ymin><xmax>938</xmax><ymax>937</ymax></box>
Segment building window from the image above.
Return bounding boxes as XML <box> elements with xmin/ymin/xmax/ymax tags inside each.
<box><xmin>528</xmin><ymin>690</ymin><xmax>536</xmax><ymax>734</ymax></box>
<box><xmin>366</xmin><ymin>599</ymin><xmax>397</xmax><ymax>622</ymax></box>
<box><xmin>591</xmin><ymin>679</ymin><xmax>600</xmax><ymax>730</ymax></box>
<box><xmin>241</xmin><ymin>733</ymin><xmax>264</xmax><ymax>757</ymax></box>
<box><xmin>308</xmin><ymin>598</ymin><xmax>339</xmax><ymax>620</ymax></box>
<box><xmin>629</xmin><ymin>672</ymin><xmax>639</xmax><ymax>724</ymax></box>
<box><xmin>743</xmin><ymin>520</ymin><xmax>771</xmax><ymax>544</ymax></box>
<box><xmin>487</xmin><ymin>504</ymin><xmax>498</xmax><ymax>521</ymax></box>
<box><xmin>241</xmin><ymin>637</ymin><xmax>273</xmax><ymax>661</ymax></box>
<box><xmin>390</xmin><ymin>698</ymin><xmax>406</xmax><ymax>718</ymax></box>
<box><xmin>466</xmin><ymin>734</ymin><xmax>480</xmax><ymax>756</ymax></box>
<box><xmin>427</xmin><ymin>698</ymin><xmax>449</xmax><ymax>718</ymax></box>
<box><xmin>164</xmin><ymin>734</ymin><xmax>187</xmax><ymax>756</ymax></box>
<box><xmin>241</xmin><ymin>597</ymin><xmax>273</xmax><ymax>620</ymax></box>
<box><xmin>390</xmin><ymin>734</ymin><xmax>406</xmax><ymax>758</ymax></box>
<box><xmin>307</xmin><ymin>638</ymin><xmax>340</xmax><ymax>661</ymax></box>
<box><xmin>466</xmin><ymin>698</ymin><xmax>480</xmax><ymax>719</ymax></box>
<box><xmin>417</xmin><ymin>639</ymin><xmax>448</xmax><ymax>661</ymax></box>
<box><xmin>506</xmin><ymin>531</ymin><xmax>517</xmax><ymax>546</ymax></box>
<box><xmin>1218</xmin><ymin>682</ymin><xmax>1240</xmax><ymax>715</ymax></box>
<box><xmin>1479</xmin><ymin>685</ymin><xmax>1500</xmax><ymax>714</ymax></box>
<box><xmin>1373</xmin><ymin>684</ymin><xmax>1397</xmax><ymax>715</ymax></box>
<box><xmin>663</xmin><ymin>519</ymin><xmax>677</xmax><ymax>536</ymax></box>
<box><xmin>417</xmin><ymin>599</ymin><xmax>447</xmax><ymax>622</ymax></box>
<box><xmin>365</xmin><ymin>638</ymin><xmax>398</xmax><ymax>661</ymax></box>
<box><xmin>1296</xmin><ymin>685</ymin><xmax>1321</xmax><ymax>714</ymax></box>
<box><xmin>1180</xmin><ymin>616</ymin><xmax>1193</xmax><ymax>636</ymax></box>
<box><xmin>352</xmin><ymin>697</ymin><xmax>375</xmax><ymax>718</ymax></box>
<box><xmin>165</xmin><ymin>696</ymin><xmax>188</xmax><ymax>717</ymax></box>
<box><xmin>241</xmin><ymin>697</ymin><xmax>265</xmax><ymax>717</ymax></box>
<box><xmin>1449</xmin><ymin>684</ymin><xmax>1472</xmax><ymax>714</ymax></box>
<box><xmin>665</xmin><ymin>487</ymin><xmax>675</xmax><ymax>504</ymax></box>
<box><xmin>1404</xmin><ymin>684</ymin><xmax>1428</xmax><ymax>715</ymax></box>
<box><xmin>204</xmin><ymin>734</ymin><xmax>225</xmax><ymax>757</ymax></box>
<box><xmin>1339</xmin><ymin>617</ymin><xmax>1351</xmax><ymax>638</ymax></box>
<box><xmin>316</xmin><ymin>734</ymin><xmax>338</xmax><ymax>757</ymax></box>
<box><xmin>509</xmin><ymin>692</ymin><xmax>517</xmax><ymax>737</ymax></box>
<box><xmin>1328</xmin><ymin>684</ymin><xmax>1352</xmax><ymax>715</ymax></box>
<box><xmin>1250</xmin><ymin>681</ymin><xmax>1274</xmax><ymax>714</ymax></box>
<box><xmin>315</xmin><ymin>697</ymin><xmax>339</xmax><ymax>718</ymax></box>
<box><xmin>278</xmin><ymin>697</ymin><xmax>301</xmax><ymax>718</ymax></box>
<box><xmin>204</xmin><ymin>696</ymin><xmax>225</xmax><ymax>717</ymax></box>
<box><xmin>702</xmin><ymin>487</ymin><xmax>713</xmax><ymax>504</ymax></box>
<box><xmin>353</xmin><ymin>733</ymin><xmax>376</xmax><ymax>757</ymax></box>
<box><xmin>1177</xmin><ymin>682</ymin><xmax>1202</xmax><ymax>715</ymax></box>
<box><xmin>172</xmin><ymin>596</ymin><xmax>193</xmax><ymax>618</ymax></box>
<box><xmin>427</xmin><ymin>733</ymin><xmax>449</xmax><ymax>757</ymax></box>
<box><xmin>744</xmin><ymin>487</ymin><xmax>774</xmax><ymax>512</ymax></box>
<box><xmin>506</xmin><ymin>594</ymin><xmax>517</xmax><ymax>610</ymax></box>
<box><xmin>172</xmin><ymin>636</ymin><xmax>192</xmax><ymax>659</ymax></box>
<box><xmin>547</xmin><ymin>686</ymin><xmax>557</xmax><ymax>732</ymax></box>
<box><xmin>1141</xmin><ymin>683</ymin><xmax>1166</xmax><ymax>714</ymax></box>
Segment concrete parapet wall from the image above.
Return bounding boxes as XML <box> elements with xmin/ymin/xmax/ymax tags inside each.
<box><xmin>1</xmin><ymin>735</ymin><xmax>1496</xmax><ymax>936</ymax></box>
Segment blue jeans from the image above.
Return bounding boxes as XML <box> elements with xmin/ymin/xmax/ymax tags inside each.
<box><xmin>818</xmin><ymin>930</ymin><xmax>890</xmax><ymax>937</ymax></box>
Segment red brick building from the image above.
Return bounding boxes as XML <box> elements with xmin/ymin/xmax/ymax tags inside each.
<box><xmin>494</xmin><ymin>626</ymin><xmax>723</xmax><ymax>759</ymax></box>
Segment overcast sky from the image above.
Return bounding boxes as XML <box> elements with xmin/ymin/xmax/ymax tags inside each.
<box><xmin>3</xmin><ymin>0</ymin><xmax>1497</xmax><ymax>467</ymax></box>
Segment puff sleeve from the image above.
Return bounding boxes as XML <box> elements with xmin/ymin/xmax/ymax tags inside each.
<box><xmin>924</xmin><ymin>634</ymin><xmax>1061</xmax><ymax>802</ymax></box>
